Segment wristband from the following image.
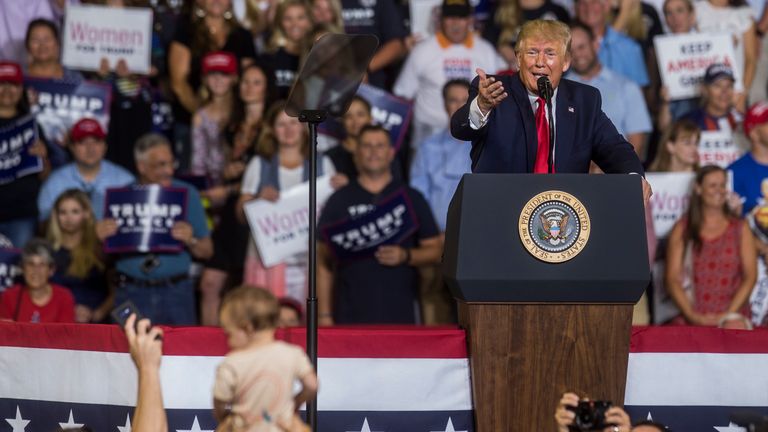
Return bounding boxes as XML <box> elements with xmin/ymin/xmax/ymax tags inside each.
<box><xmin>403</xmin><ymin>248</ymin><xmax>411</xmax><ymax>265</ymax></box>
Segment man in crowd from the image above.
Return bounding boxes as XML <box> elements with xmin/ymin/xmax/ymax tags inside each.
<box><xmin>410</xmin><ymin>79</ymin><xmax>472</xmax><ymax>231</ymax></box>
<box><xmin>394</xmin><ymin>0</ymin><xmax>505</xmax><ymax>149</ymax></box>
<box><xmin>451</xmin><ymin>19</ymin><xmax>650</xmax><ymax>201</ymax></box>
<box><xmin>574</xmin><ymin>0</ymin><xmax>648</xmax><ymax>87</ymax></box>
<box><xmin>318</xmin><ymin>125</ymin><xmax>442</xmax><ymax>325</ymax></box>
<box><xmin>38</xmin><ymin>118</ymin><xmax>134</xmax><ymax>221</ymax></box>
<box><xmin>729</xmin><ymin>101</ymin><xmax>768</xmax><ymax>215</ymax></box>
<box><xmin>566</xmin><ymin>23</ymin><xmax>651</xmax><ymax>156</ymax></box>
<box><xmin>97</xmin><ymin>133</ymin><xmax>212</xmax><ymax>325</ymax></box>
<box><xmin>409</xmin><ymin>78</ymin><xmax>471</xmax><ymax>324</ymax></box>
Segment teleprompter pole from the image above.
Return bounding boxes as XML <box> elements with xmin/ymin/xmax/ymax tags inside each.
<box><xmin>299</xmin><ymin>109</ymin><xmax>327</xmax><ymax>432</ymax></box>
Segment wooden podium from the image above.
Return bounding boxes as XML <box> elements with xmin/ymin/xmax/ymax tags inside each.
<box><xmin>443</xmin><ymin>174</ymin><xmax>649</xmax><ymax>431</ymax></box>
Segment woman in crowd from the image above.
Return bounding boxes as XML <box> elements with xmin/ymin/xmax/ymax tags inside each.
<box><xmin>656</xmin><ymin>0</ymin><xmax>700</xmax><ymax>130</ymax></box>
<box><xmin>46</xmin><ymin>189</ymin><xmax>110</xmax><ymax>323</ymax></box>
<box><xmin>695</xmin><ymin>0</ymin><xmax>757</xmax><ymax>113</ymax></box>
<box><xmin>191</xmin><ymin>51</ymin><xmax>238</xmax><ymax>189</ymax></box>
<box><xmin>648</xmin><ymin>118</ymin><xmax>701</xmax><ymax>172</ymax></box>
<box><xmin>24</xmin><ymin>18</ymin><xmax>82</xmax><ymax>82</ymax></box>
<box><xmin>198</xmin><ymin>63</ymin><xmax>276</xmax><ymax>326</ymax></box>
<box><xmin>326</xmin><ymin>95</ymin><xmax>373</xmax><ymax>180</ymax></box>
<box><xmin>666</xmin><ymin>165</ymin><xmax>757</xmax><ymax>326</ymax></box>
<box><xmin>311</xmin><ymin>0</ymin><xmax>344</xmax><ymax>34</ymax></box>
<box><xmin>263</xmin><ymin>0</ymin><xmax>314</xmax><ymax>99</ymax></box>
<box><xmin>169</xmin><ymin>0</ymin><xmax>257</xmax><ymax>170</ymax></box>
<box><xmin>0</xmin><ymin>238</ymin><xmax>74</xmax><ymax>323</ymax></box>
<box><xmin>0</xmin><ymin>61</ymin><xmax>50</xmax><ymax>247</ymax></box>
<box><xmin>237</xmin><ymin>101</ymin><xmax>337</xmax><ymax>306</ymax></box>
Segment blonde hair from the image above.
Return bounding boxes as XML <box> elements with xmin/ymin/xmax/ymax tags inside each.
<box><xmin>46</xmin><ymin>189</ymin><xmax>104</xmax><ymax>279</ymax></box>
<box><xmin>221</xmin><ymin>285</ymin><xmax>279</xmax><ymax>331</ymax></box>
<box><xmin>267</xmin><ymin>0</ymin><xmax>314</xmax><ymax>55</ymax></box>
<box><xmin>515</xmin><ymin>19</ymin><xmax>572</xmax><ymax>57</ymax></box>
<box><xmin>310</xmin><ymin>0</ymin><xmax>344</xmax><ymax>34</ymax></box>
<box><xmin>494</xmin><ymin>0</ymin><xmax>522</xmax><ymax>48</ymax></box>
<box><xmin>648</xmin><ymin>119</ymin><xmax>701</xmax><ymax>172</ymax></box>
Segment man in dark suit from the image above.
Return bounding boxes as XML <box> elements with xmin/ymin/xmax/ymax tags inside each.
<box><xmin>451</xmin><ymin>19</ymin><xmax>652</xmax><ymax>201</ymax></box>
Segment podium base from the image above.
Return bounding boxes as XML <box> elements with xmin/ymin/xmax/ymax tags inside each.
<box><xmin>458</xmin><ymin>301</ymin><xmax>633</xmax><ymax>432</ymax></box>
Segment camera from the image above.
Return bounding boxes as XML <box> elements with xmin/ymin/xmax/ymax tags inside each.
<box><xmin>568</xmin><ymin>400</ymin><xmax>613</xmax><ymax>431</ymax></box>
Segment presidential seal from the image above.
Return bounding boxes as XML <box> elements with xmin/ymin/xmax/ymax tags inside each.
<box><xmin>518</xmin><ymin>190</ymin><xmax>590</xmax><ymax>263</ymax></box>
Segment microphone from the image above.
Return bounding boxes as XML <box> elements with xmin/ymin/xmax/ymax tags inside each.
<box><xmin>536</xmin><ymin>76</ymin><xmax>555</xmax><ymax>173</ymax></box>
<box><xmin>537</xmin><ymin>76</ymin><xmax>553</xmax><ymax>102</ymax></box>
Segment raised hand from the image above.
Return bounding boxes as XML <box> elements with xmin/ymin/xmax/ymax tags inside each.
<box><xmin>476</xmin><ymin>68</ymin><xmax>508</xmax><ymax>114</ymax></box>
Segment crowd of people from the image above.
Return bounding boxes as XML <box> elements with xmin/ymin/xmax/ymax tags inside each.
<box><xmin>0</xmin><ymin>0</ymin><xmax>767</xmax><ymax>333</ymax></box>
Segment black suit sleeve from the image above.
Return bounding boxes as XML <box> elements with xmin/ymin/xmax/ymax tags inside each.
<box><xmin>588</xmin><ymin>91</ymin><xmax>645</xmax><ymax>175</ymax></box>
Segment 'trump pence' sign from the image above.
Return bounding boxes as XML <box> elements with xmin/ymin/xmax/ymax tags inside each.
<box><xmin>654</xmin><ymin>32</ymin><xmax>742</xmax><ymax>100</ymax></box>
<box><xmin>63</xmin><ymin>4</ymin><xmax>153</xmax><ymax>74</ymax></box>
<box><xmin>244</xmin><ymin>177</ymin><xmax>334</xmax><ymax>267</ymax></box>
<box><xmin>104</xmin><ymin>185</ymin><xmax>187</xmax><ymax>253</ymax></box>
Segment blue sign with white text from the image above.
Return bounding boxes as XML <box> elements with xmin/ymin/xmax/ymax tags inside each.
<box><xmin>322</xmin><ymin>189</ymin><xmax>419</xmax><ymax>261</ymax></box>
<box><xmin>104</xmin><ymin>185</ymin><xmax>187</xmax><ymax>254</ymax></box>
<box><xmin>0</xmin><ymin>115</ymin><xmax>43</xmax><ymax>184</ymax></box>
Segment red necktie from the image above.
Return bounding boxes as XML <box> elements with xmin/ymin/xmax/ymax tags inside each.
<box><xmin>534</xmin><ymin>97</ymin><xmax>551</xmax><ymax>174</ymax></box>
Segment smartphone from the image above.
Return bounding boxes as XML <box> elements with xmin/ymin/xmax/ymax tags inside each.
<box><xmin>111</xmin><ymin>300</ymin><xmax>143</xmax><ymax>329</ymax></box>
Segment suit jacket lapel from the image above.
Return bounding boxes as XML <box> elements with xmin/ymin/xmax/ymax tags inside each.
<box><xmin>509</xmin><ymin>75</ymin><xmax>538</xmax><ymax>172</ymax></box>
<box><xmin>555</xmin><ymin>80</ymin><xmax>576</xmax><ymax>172</ymax></box>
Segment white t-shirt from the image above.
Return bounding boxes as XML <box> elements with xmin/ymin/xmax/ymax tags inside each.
<box><xmin>393</xmin><ymin>33</ymin><xmax>506</xmax><ymax>132</ymax></box>
<box><xmin>241</xmin><ymin>155</ymin><xmax>335</xmax><ymax>195</ymax></box>
<box><xmin>695</xmin><ymin>1</ymin><xmax>755</xmax><ymax>78</ymax></box>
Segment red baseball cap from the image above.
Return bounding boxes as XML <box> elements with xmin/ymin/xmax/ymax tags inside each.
<box><xmin>0</xmin><ymin>62</ymin><xmax>23</xmax><ymax>85</ymax></box>
<box><xmin>70</xmin><ymin>118</ymin><xmax>106</xmax><ymax>142</ymax></box>
<box><xmin>744</xmin><ymin>101</ymin><xmax>768</xmax><ymax>137</ymax></box>
<box><xmin>202</xmin><ymin>51</ymin><xmax>237</xmax><ymax>75</ymax></box>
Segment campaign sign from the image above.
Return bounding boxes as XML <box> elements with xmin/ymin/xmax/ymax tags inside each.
<box><xmin>0</xmin><ymin>248</ymin><xmax>21</xmax><ymax>293</ymax></box>
<box><xmin>654</xmin><ymin>32</ymin><xmax>742</xmax><ymax>100</ymax></box>
<box><xmin>103</xmin><ymin>185</ymin><xmax>188</xmax><ymax>253</ymax></box>
<box><xmin>322</xmin><ymin>189</ymin><xmax>419</xmax><ymax>261</ymax></box>
<box><xmin>646</xmin><ymin>172</ymin><xmax>694</xmax><ymax>324</ymax></box>
<box><xmin>26</xmin><ymin>78</ymin><xmax>112</xmax><ymax>150</ymax></box>
<box><xmin>698</xmin><ymin>130</ymin><xmax>742</xmax><ymax>168</ymax></box>
<box><xmin>646</xmin><ymin>172</ymin><xmax>694</xmax><ymax>238</ymax></box>
<box><xmin>318</xmin><ymin>83</ymin><xmax>413</xmax><ymax>150</ymax></box>
<box><xmin>244</xmin><ymin>176</ymin><xmax>333</xmax><ymax>267</ymax></box>
<box><xmin>0</xmin><ymin>115</ymin><xmax>43</xmax><ymax>184</ymax></box>
<box><xmin>63</xmin><ymin>4</ymin><xmax>153</xmax><ymax>74</ymax></box>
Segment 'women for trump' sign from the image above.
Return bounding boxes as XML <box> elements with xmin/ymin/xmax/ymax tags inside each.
<box><xmin>62</xmin><ymin>4</ymin><xmax>153</xmax><ymax>74</ymax></box>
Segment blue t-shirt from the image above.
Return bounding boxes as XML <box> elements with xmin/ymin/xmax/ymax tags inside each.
<box><xmin>115</xmin><ymin>179</ymin><xmax>209</xmax><ymax>279</ymax></box>
<box><xmin>598</xmin><ymin>26</ymin><xmax>649</xmax><ymax>87</ymax></box>
<box><xmin>728</xmin><ymin>153</ymin><xmax>768</xmax><ymax>215</ymax></box>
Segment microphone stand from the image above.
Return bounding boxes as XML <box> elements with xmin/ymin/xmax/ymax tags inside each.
<box><xmin>536</xmin><ymin>76</ymin><xmax>555</xmax><ymax>173</ymax></box>
<box><xmin>546</xmin><ymin>93</ymin><xmax>554</xmax><ymax>174</ymax></box>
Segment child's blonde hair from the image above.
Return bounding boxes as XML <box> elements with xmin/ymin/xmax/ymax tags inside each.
<box><xmin>221</xmin><ymin>285</ymin><xmax>280</xmax><ymax>331</ymax></box>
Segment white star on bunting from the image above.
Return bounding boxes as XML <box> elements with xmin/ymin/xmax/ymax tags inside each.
<box><xmin>176</xmin><ymin>416</ymin><xmax>213</xmax><ymax>432</ymax></box>
<box><xmin>346</xmin><ymin>417</ymin><xmax>383</xmax><ymax>432</ymax></box>
<box><xmin>5</xmin><ymin>406</ymin><xmax>30</xmax><ymax>432</ymax></box>
<box><xmin>59</xmin><ymin>409</ymin><xmax>84</xmax><ymax>429</ymax></box>
<box><xmin>117</xmin><ymin>413</ymin><xmax>132</xmax><ymax>432</ymax></box>
<box><xmin>430</xmin><ymin>417</ymin><xmax>468</xmax><ymax>432</ymax></box>
<box><xmin>714</xmin><ymin>422</ymin><xmax>747</xmax><ymax>431</ymax></box>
